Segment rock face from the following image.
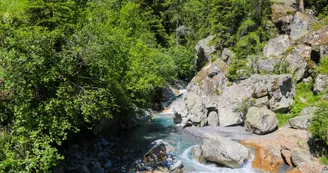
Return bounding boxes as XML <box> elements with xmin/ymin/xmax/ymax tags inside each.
<box><xmin>270</xmin><ymin>0</ymin><xmax>297</xmax><ymax>34</ymax></box>
<box><xmin>285</xmin><ymin>44</ymin><xmax>313</xmax><ymax>81</ymax></box>
<box><xmin>314</xmin><ymin>74</ymin><xmax>328</xmax><ymax>93</ymax></box>
<box><xmin>291</xmin><ymin>148</ymin><xmax>312</xmax><ymax>167</ymax></box>
<box><xmin>241</xmin><ymin>127</ymin><xmax>310</xmax><ymax>173</ymax></box>
<box><xmin>289</xmin><ymin>107</ymin><xmax>318</xmax><ymax>130</ymax></box>
<box><xmin>291</xmin><ymin>12</ymin><xmax>312</xmax><ymax>40</ymax></box>
<box><xmin>263</xmin><ymin>35</ymin><xmax>291</xmax><ymax>57</ymax></box>
<box><xmin>197</xmin><ymin>133</ymin><xmax>249</xmax><ymax>168</ymax></box>
<box><xmin>195</xmin><ymin>35</ymin><xmax>216</xmax><ymax>70</ymax></box>
<box><xmin>245</xmin><ymin>107</ymin><xmax>278</xmax><ymax>135</ymax></box>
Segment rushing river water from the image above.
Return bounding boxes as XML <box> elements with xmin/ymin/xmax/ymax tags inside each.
<box><xmin>118</xmin><ymin>113</ymin><xmax>258</xmax><ymax>173</ymax></box>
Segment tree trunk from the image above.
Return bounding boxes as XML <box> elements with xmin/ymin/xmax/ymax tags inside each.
<box><xmin>299</xmin><ymin>0</ymin><xmax>304</xmax><ymax>11</ymax></box>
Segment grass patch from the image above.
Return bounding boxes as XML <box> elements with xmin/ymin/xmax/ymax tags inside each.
<box><xmin>320</xmin><ymin>156</ymin><xmax>328</xmax><ymax>165</ymax></box>
<box><xmin>319</xmin><ymin>57</ymin><xmax>328</xmax><ymax>74</ymax></box>
<box><xmin>277</xmin><ymin>113</ymin><xmax>295</xmax><ymax>127</ymax></box>
<box><xmin>310</xmin><ymin>16</ymin><xmax>328</xmax><ymax>32</ymax></box>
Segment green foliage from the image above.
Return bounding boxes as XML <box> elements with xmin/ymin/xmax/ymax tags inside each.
<box><xmin>310</xmin><ymin>103</ymin><xmax>328</xmax><ymax>145</ymax></box>
<box><xmin>320</xmin><ymin>155</ymin><xmax>328</xmax><ymax>165</ymax></box>
<box><xmin>319</xmin><ymin>57</ymin><xmax>328</xmax><ymax>74</ymax></box>
<box><xmin>0</xmin><ymin>0</ymin><xmax>184</xmax><ymax>171</ymax></box>
<box><xmin>234</xmin><ymin>98</ymin><xmax>255</xmax><ymax>116</ymax></box>
<box><xmin>167</xmin><ymin>45</ymin><xmax>195</xmax><ymax>79</ymax></box>
<box><xmin>277</xmin><ymin>113</ymin><xmax>295</xmax><ymax>127</ymax></box>
<box><xmin>305</xmin><ymin>0</ymin><xmax>328</xmax><ymax>18</ymax></box>
<box><xmin>290</xmin><ymin>81</ymin><xmax>322</xmax><ymax>117</ymax></box>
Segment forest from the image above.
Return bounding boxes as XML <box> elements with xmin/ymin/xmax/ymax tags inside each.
<box><xmin>0</xmin><ymin>0</ymin><xmax>327</xmax><ymax>172</ymax></box>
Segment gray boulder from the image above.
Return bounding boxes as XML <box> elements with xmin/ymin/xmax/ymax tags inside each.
<box><xmin>289</xmin><ymin>107</ymin><xmax>318</xmax><ymax>130</ymax></box>
<box><xmin>291</xmin><ymin>148</ymin><xmax>312</xmax><ymax>166</ymax></box>
<box><xmin>258</xmin><ymin>57</ymin><xmax>281</xmax><ymax>73</ymax></box>
<box><xmin>195</xmin><ymin>35</ymin><xmax>216</xmax><ymax>70</ymax></box>
<box><xmin>291</xmin><ymin>12</ymin><xmax>312</xmax><ymax>40</ymax></box>
<box><xmin>285</xmin><ymin>44</ymin><xmax>313</xmax><ymax>81</ymax></box>
<box><xmin>263</xmin><ymin>35</ymin><xmax>291</xmax><ymax>57</ymax></box>
<box><xmin>207</xmin><ymin>111</ymin><xmax>219</xmax><ymax>126</ymax></box>
<box><xmin>245</xmin><ymin>107</ymin><xmax>278</xmax><ymax>135</ymax></box>
<box><xmin>200</xmin><ymin>133</ymin><xmax>249</xmax><ymax>168</ymax></box>
<box><xmin>314</xmin><ymin>74</ymin><xmax>328</xmax><ymax>93</ymax></box>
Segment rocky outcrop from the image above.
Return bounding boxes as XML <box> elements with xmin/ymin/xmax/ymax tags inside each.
<box><xmin>195</xmin><ymin>35</ymin><xmax>216</xmax><ymax>70</ymax></box>
<box><xmin>270</xmin><ymin>0</ymin><xmax>297</xmax><ymax>34</ymax></box>
<box><xmin>285</xmin><ymin>44</ymin><xmax>313</xmax><ymax>81</ymax></box>
<box><xmin>263</xmin><ymin>35</ymin><xmax>291</xmax><ymax>57</ymax></box>
<box><xmin>290</xmin><ymin>12</ymin><xmax>313</xmax><ymax>40</ymax></box>
<box><xmin>245</xmin><ymin>107</ymin><xmax>278</xmax><ymax>135</ymax></box>
<box><xmin>241</xmin><ymin>127</ymin><xmax>310</xmax><ymax>173</ymax></box>
<box><xmin>314</xmin><ymin>73</ymin><xmax>328</xmax><ymax>93</ymax></box>
<box><xmin>195</xmin><ymin>133</ymin><xmax>249</xmax><ymax>168</ymax></box>
<box><xmin>289</xmin><ymin>107</ymin><xmax>318</xmax><ymax>130</ymax></box>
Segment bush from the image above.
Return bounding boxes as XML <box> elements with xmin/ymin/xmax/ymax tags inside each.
<box><xmin>310</xmin><ymin>103</ymin><xmax>328</xmax><ymax>145</ymax></box>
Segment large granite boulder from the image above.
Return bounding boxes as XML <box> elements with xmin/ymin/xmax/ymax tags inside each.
<box><xmin>187</xmin><ymin>59</ymin><xmax>228</xmax><ymax>98</ymax></box>
<box><xmin>291</xmin><ymin>12</ymin><xmax>313</xmax><ymax>40</ymax></box>
<box><xmin>270</xmin><ymin>0</ymin><xmax>297</xmax><ymax>34</ymax></box>
<box><xmin>245</xmin><ymin>107</ymin><xmax>278</xmax><ymax>135</ymax></box>
<box><xmin>314</xmin><ymin>73</ymin><xmax>328</xmax><ymax>93</ymax></box>
<box><xmin>289</xmin><ymin>107</ymin><xmax>319</xmax><ymax>130</ymax></box>
<box><xmin>263</xmin><ymin>35</ymin><xmax>291</xmax><ymax>57</ymax></box>
<box><xmin>198</xmin><ymin>133</ymin><xmax>249</xmax><ymax>168</ymax></box>
<box><xmin>285</xmin><ymin>44</ymin><xmax>313</xmax><ymax>81</ymax></box>
<box><xmin>195</xmin><ymin>35</ymin><xmax>216</xmax><ymax>70</ymax></box>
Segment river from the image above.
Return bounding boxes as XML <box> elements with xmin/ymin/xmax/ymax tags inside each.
<box><xmin>117</xmin><ymin>113</ymin><xmax>259</xmax><ymax>173</ymax></box>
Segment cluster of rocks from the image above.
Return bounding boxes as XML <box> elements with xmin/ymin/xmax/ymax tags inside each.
<box><xmin>170</xmin><ymin>70</ymin><xmax>294</xmax><ymax>135</ymax></box>
<box><xmin>54</xmin><ymin>137</ymin><xmax>132</xmax><ymax>173</ymax></box>
<box><xmin>54</xmin><ymin>137</ymin><xmax>183</xmax><ymax>173</ymax></box>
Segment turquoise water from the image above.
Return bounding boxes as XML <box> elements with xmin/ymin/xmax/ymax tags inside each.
<box><xmin>119</xmin><ymin>113</ymin><xmax>258</xmax><ymax>173</ymax></box>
